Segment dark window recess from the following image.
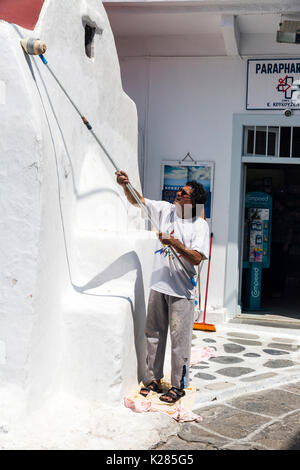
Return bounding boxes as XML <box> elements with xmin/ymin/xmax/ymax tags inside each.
<box><xmin>246</xmin><ymin>129</ymin><xmax>276</xmax><ymax>156</ymax></box>
<box><xmin>255</xmin><ymin>130</ymin><xmax>267</xmax><ymax>155</ymax></box>
<box><xmin>247</xmin><ymin>130</ymin><xmax>254</xmax><ymax>154</ymax></box>
<box><xmin>292</xmin><ymin>127</ymin><xmax>300</xmax><ymax>158</ymax></box>
<box><xmin>244</xmin><ymin>126</ymin><xmax>300</xmax><ymax>158</ymax></box>
<box><xmin>280</xmin><ymin>127</ymin><xmax>291</xmax><ymax>157</ymax></box>
<box><xmin>267</xmin><ymin>132</ymin><xmax>276</xmax><ymax>156</ymax></box>
<box><xmin>85</xmin><ymin>24</ymin><xmax>96</xmax><ymax>58</ymax></box>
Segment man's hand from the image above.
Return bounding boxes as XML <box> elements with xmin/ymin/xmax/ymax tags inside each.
<box><xmin>158</xmin><ymin>232</ymin><xmax>183</xmax><ymax>249</ymax></box>
<box><xmin>158</xmin><ymin>232</ymin><xmax>203</xmax><ymax>265</ymax></box>
<box><xmin>115</xmin><ymin>170</ymin><xmax>145</xmax><ymax>205</ymax></box>
<box><xmin>158</xmin><ymin>232</ymin><xmax>174</xmax><ymax>245</ymax></box>
<box><xmin>115</xmin><ymin>170</ymin><xmax>129</xmax><ymax>186</ymax></box>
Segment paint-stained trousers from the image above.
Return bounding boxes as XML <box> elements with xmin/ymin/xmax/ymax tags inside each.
<box><xmin>144</xmin><ymin>289</ymin><xmax>195</xmax><ymax>390</ymax></box>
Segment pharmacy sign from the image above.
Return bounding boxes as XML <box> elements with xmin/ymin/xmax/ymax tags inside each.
<box><xmin>246</xmin><ymin>58</ymin><xmax>300</xmax><ymax>110</ymax></box>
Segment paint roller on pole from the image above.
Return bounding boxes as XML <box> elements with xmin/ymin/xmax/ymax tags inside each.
<box><xmin>20</xmin><ymin>38</ymin><xmax>197</xmax><ymax>288</ymax></box>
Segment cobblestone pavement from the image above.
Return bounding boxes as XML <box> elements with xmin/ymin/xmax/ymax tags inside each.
<box><xmin>190</xmin><ymin>324</ymin><xmax>300</xmax><ymax>408</ymax></box>
<box><xmin>154</xmin><ymin>381</ymin><xmax>300</xmax><ymax>450</ymax></box>
<box><xmin>155</xmin><ymin>324</ymin><xmax>300</xmax><ymax>450</ymax></box>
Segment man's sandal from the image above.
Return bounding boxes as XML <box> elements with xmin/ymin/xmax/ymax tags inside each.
<box><xmin>139</xmin><ymin>381</ymin><xmax>163</xmax><ymax>397</ymax></box>
<box><xmin>159</xmin><ymin>387</ymin><xmax>185</xmax><ymax>404</ymax></box>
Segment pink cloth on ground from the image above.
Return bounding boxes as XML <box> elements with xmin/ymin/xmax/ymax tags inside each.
<box><xmin>190</xmin><ymin>345</ymin><xmax>217</xmax><ymax>365</ymax></box>
<box><xmin>124</xmin><ymin>346</ymin><xmax>216</xmax><ymax>423</ymax></box>
<box><xmin>124</xmin><ymin>396</ymin><xmax>203</xmax><ymax>423</ymax></box>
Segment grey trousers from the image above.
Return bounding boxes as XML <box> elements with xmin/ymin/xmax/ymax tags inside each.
<box><xmin>144</xmin><ymin>289</ymin><xmax>195</xmax><ymax>390</ymax></box>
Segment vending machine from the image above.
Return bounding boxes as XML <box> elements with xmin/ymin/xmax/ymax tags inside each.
<box><xmin>243</xmin><ymin>192</ymin><xmax>272</xmax><ymax>311</ymax></box>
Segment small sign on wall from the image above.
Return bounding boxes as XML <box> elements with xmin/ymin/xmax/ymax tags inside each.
<box><xmin>246</xmin><ymin>58</ymin><xmax>300</xmax><ymax>110</ymax></box>
<box><xmin>161</xmin><ymin>161</ymin><xmax>214</xmax><ymax>221</ymax></box>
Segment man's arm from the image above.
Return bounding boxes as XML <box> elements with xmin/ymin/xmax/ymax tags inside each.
<box><xmin>158</xmin><ymin>232</ymin><xmax>203</xmax><ymax>265</ymax></box>
<box><xmin>115</xmin><ymin>170</ymin><xmax>145</xmax><ymax>206</ymax></box>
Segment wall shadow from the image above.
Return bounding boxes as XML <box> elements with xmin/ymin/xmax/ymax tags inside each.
<box><xmin>74</xmin><ymin>251</ymin><xmax>148</xmax><ymax>382</ymax></box>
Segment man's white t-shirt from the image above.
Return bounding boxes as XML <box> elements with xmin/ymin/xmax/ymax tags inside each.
<box><xmin>144</xmin><ymin>198</ymin><xmax>210</xmax><ymax>299</ymax></box>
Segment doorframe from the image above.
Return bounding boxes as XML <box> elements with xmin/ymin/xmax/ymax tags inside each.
<box><xmin>224</xmin><ymin>113</ymin><xmax>300</xmax><ymax>319</ymax></box>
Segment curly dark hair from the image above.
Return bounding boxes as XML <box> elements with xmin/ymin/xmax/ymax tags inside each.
<box><xmin>186</xmin><ymin>180</ymin><xmax>208</xmax><ymax>205</ymax></box>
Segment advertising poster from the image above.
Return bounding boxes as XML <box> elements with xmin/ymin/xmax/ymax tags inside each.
<box><xmin>247</xmin><ymin>208</ymin><xmax>269</xmax><ymax>263</ymax></box>
<box><xmin>161</xmin><ymin>162</ymin><xmax>214</xmax><ymax>220</ymax></box>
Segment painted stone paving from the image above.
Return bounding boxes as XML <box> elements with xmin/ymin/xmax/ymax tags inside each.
<box><xmin>190</xmin><ymin>329</ymin><xmax>300</xmax><ymax>400</ymax></box>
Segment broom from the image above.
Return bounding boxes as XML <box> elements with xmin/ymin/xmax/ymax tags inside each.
<box><xmin>193</xmin><ymin>232</ymin><xmax>216</xmax><ymax>332</ymax></box>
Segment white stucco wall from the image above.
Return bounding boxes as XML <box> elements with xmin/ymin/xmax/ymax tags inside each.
<box><xmin>103</xmin><ymin>0</ymin><xmax>300</xmax><ymax>319</ymax></box>
<box><xmin>0</xmin><ymin>0</ymin><xmax>175</xmax><ymax>448</ymax></box>
<box><xmin>118</xmin><ymin>54</ymin><xmax>247</xmax><ymax>312</ymax></box>
<box><xmin>115</xmin><ymin>33</ymin><xmax>300</xmax><ymax>317</ymax></box>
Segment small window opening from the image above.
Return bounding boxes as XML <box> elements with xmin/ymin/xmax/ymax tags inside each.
<box><xmin>85</xmin><ymin>24</ymin><xmax>96</xmax><ymax>59</ymax></box>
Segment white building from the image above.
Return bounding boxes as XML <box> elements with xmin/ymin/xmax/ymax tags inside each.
<box><xmin>104</xmin><ymin>0</ymin><xmax>300</xmax><ymax>325</ymax></box>
<box><xmin>0</xmin><ymin>0</ymin><xmax>173</xmax><ymax>449</ymax></box>
<box><xmin>1</xmin><ymin>0</ymin><xmax>300</xmax><ymax>449</ymax></box>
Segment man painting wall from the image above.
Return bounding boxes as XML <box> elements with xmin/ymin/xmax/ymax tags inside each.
<box><xmin>116</xmin><ymin>170</ymin><xmax>209</xmax><ymax>403</ymax></box>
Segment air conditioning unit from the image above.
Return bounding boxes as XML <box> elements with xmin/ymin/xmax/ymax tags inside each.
<box><xmin>277</xmin><ymin>18</ymin><xmax>300</xmax><ymax>44</ymax></box>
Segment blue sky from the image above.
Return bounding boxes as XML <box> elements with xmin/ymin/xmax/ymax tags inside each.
<box><xmin>163</xmin><ymin>165</ymin><xmax>212</xmax><ymax>191</ymax></box>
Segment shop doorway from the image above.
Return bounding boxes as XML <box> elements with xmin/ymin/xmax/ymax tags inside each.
<box><xmin>241</xmin><ymin>163</ymin><xmax>300</xmax><ymax>319</ymax></box>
